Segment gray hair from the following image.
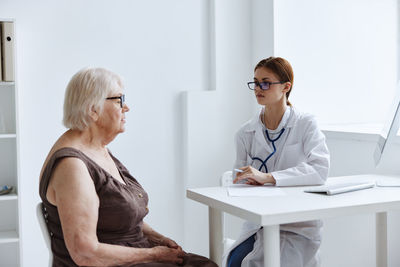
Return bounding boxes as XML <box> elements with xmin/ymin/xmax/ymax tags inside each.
<box><xmin>63</xmin><ymin>67</ymin><xmax>123</xmax><ymax>130</ymax></box>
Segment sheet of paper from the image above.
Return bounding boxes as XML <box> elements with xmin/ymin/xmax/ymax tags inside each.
<box><xmin>227</xmin><ymin>184</ymin><xmax>285</xmax><ymax>197</ymax></box>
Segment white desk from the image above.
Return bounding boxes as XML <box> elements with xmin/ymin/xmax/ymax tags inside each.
<box><xmin>186</xmin><ymin>174</ymin><xmax>400</xmax><ymax>267</ymax></box>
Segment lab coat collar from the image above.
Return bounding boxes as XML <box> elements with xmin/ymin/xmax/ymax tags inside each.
<box><xmin>244</xmin><ymin>106</ymin><xmax>298</xmax><ymax>133</ymax></box>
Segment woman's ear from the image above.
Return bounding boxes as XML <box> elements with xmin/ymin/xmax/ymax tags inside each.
<box><xmin>89</xmin><ymin>106</ymin><xmax>99</xmax><ymax>122</ymax></box>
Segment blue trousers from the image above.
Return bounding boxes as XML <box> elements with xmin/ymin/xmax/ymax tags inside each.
<box><xmin>227</xmin><ymin>234</ymin><xmax>256</xmax><ymax>267</ymax></box>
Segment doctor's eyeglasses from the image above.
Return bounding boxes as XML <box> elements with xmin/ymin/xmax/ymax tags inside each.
<box><xmin>106</xmin><ymin>94</ymin><xmax>125</xmax><ymax>108</ymax></box>
<box><xmin>247</xmin><ymin>81</ymin><xmax>284</xmax><ymax>90</ymax></box>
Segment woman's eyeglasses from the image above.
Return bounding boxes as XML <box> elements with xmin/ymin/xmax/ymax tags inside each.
<box><xmin>247</xmin><ymin>81</ymin><xmax>284</xmax><ymax>90</ymax></box>
<box><xmin>106</xmin><ymin>94</ymin><xmax>125</xmax><ymax>108</ymax></box>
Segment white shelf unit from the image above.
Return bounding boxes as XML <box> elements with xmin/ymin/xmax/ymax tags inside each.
<box><xmin>0</xmin><ymin>19</ymin><xmax>20</xmax><ymax>267</ymax></box>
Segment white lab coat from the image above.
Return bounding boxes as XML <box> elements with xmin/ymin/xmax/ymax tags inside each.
<box><xmin>223</xmin><ymin>106</ymin><xmax>330</xmax><ymax>267</ymax></box>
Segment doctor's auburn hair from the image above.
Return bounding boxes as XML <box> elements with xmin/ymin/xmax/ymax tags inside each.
<box><xmin>63</xmin><ymin>67</ymin><xmax>124</xmax><ymax>131</ymax></box>
<box><xmin>255</xmin><ymin>57</ymin><xmax>294</xmax><ymax>106</ymax></box>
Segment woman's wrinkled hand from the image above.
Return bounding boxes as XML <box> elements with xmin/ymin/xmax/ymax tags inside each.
<box><xmin>233</xmin><ymin>166</ymin><xmax>275</xmax><ymax>185</ymax></box>
<box><xmin>152</xmin><ymin>246</ymin><xmax>185</xmax><ymax>264</ymax></box>
<box><xmin>161</xmin><ymin>237</ymin><xmax>183</xmax><ymax>251</ymax></box>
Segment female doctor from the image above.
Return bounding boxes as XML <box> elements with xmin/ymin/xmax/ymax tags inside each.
<box><xmin>224</xmin><ymin>57</ymin><xmax>330</xmax><ymax>267</ymax></box>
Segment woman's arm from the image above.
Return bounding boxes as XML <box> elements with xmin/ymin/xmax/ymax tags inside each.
<box><xmin>50</xmin><ymin>157</ymin><xmax>184</xmax><ymax>266</ymax></box>
<box><xmin>270</xmin><ymin>116</ymin><xmax>330</xmax><ymax>186</ymax></box>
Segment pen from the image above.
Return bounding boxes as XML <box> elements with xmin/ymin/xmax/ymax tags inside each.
<box><xmin>234</xmin><ymin>168</ymin><xmax>244</xmax><ymax>173</ymax></box>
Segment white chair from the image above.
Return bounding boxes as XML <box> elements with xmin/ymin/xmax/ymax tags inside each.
<box><xmin>36</xmin><ymin>202</ymin><xmax>53</xmax><ymax>267</ymax></box>
<box><xmin>221</xmin><ymin>170</ymin><xmax>234</xmax><ymax>187</ymax></box>
<box><xmin>220</xmin><ymin>171</ymin><xmax>236</xmax><ymax>255</ymax></box>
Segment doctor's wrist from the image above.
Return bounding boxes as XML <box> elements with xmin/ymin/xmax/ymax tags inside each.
<box><xmin>263</xmin><ymin>173</ymin><xmax>276</xmax><ymax>185</ymax></box>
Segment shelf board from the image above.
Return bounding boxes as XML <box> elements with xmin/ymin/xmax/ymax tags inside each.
<box><xmin>320</xmin><ymin>123</ymin><xmax>383</xmax><ymax>135</ymax></box>
<box><xmin>0</xmin><ymin>81</ymin><xmax>15</xmax><ymax>86</ymax></box>
<box><xmin>0</xmin><ymin>193</ymin><xmax>18</xmax><ymax>201</ymax></box>
<box><xmin>0</xmin><ymin>134</ymin><xmax>17</xmax><ymax>139</ymax></box>
<box><xmin>0</xmin><ymin>19</ymin><xmax>14</xmax><ymax>23</ymax></box>
<box><xmin>0</xmin><ymin>231</ymin><xmax>19</xmax><ymax>244</ymax></box>
<box><xmin>320</xmin><ymin>122</ymin><xmax>400</xmax><ymax>143</ymax></box>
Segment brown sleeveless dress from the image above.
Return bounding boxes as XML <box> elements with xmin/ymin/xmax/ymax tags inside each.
<box><xmin>39</xmin><ymin>147</ymin><xmax>217</xmax><ymax>267</ymax></box>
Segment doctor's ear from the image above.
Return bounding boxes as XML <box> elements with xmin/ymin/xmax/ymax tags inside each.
<box><xmin>89</xmin><ymin>106</ymin><xmax>99</xmax><ymax>121</ymax></box>
<box><xmin>282</xmin><ymin>82</ymin><xmax>292</xmax><ymax>93</ymax></box>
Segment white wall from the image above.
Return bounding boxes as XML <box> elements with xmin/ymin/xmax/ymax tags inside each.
<box><xmin>182</xmin><ymin>0</ymin><xmax>283</xmax><ymax>257</ymax></box>
<box><xmin>274</xmin><ymin>0</ymin><xmax>398</xmax><ymax>125</ymax></box>
<box><xmin>182</xmin><ymin>0</ymin><xmax>258</xmax><ymax>255</ymax></box>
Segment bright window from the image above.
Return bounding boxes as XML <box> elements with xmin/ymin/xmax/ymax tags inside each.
<box><xmin>274</xmin><ymin>0</ymin><xmax>398</xmax><ymax>128</ymax></box>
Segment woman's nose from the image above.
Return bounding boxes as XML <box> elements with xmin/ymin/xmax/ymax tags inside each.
<box><xmin>123</xmin><ymin>103</ymin><xmax>130</xmax><ymax>112</ymax></box>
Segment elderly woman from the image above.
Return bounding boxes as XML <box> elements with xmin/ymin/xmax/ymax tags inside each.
<box><xmin>39</xmin><ymin>68</ymin><xmax>217</xmax><ymax>267</ymax></box>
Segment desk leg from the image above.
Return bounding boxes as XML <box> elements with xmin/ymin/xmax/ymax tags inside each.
<box><xmin>263</xmin><ymin>225</ymin><xmax>280</xmax><ymax>267</ymax></box>
<box><xmin>376</xmin><ymin>212</ymin><xmax>387</xmax><ymax>267</ymax></box>
<box><xmin>209</xmin><ymin>207</ymin><xmax>223</xmax><ymax>266</ymax></box>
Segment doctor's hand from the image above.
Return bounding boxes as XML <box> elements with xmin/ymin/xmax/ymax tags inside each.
<box><xmin>233</xmin><ymin>166</ymin><xmax>276</xmax><ymax>185</ymax></box>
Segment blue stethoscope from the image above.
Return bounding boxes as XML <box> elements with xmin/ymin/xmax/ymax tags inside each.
<box><xmin>252</xmin><ymin>128</ymin><xmax>285</xmax><ymax>173</ymax></box>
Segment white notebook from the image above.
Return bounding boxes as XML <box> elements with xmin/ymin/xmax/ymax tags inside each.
<box><xmin>304</xmin><ymin>182</ymin><xmax>375</xmax><ymax>195</ymax></box>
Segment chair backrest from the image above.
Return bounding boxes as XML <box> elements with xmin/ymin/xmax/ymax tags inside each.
<box><xmin>36</xmin><ymin>202</ymin><xmax>53</xmax><ymax>267</ymax></box>
<box><xmin>220</xmin><ymin>171</ymin><xmax>233</xmax><ymax>187</ymax></box>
